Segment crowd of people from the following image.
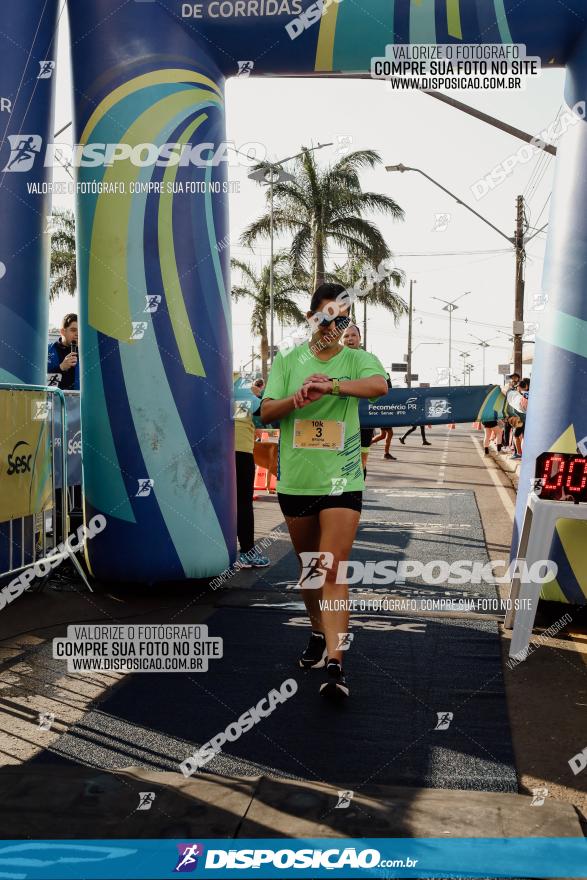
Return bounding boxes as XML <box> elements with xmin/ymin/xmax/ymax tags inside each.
<box><xmin>482</xmin><ymin>372</ymin><xmax>530</xmax><ymax>461</ymax></box>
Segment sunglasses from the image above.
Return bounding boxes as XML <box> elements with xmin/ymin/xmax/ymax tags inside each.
<box><xmin>317</xmin><ymin>314</ymin><xmax>351</xmax><ymax>330</ymax></box>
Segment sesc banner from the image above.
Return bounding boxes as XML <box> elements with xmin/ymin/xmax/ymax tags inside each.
<box><xmin>359</xmin><ymin>385</ymin><xmax>506</xmax><ymax>428</ymax></box>
<box><xmin>53</xmin><ymin>392</ymin><xmax>82</xmax><ymax>489</ymax></box>
<box><xmin>0</xmin><ymin>390</ymin><xmax>52</xmax><ymax>521</ymax></box>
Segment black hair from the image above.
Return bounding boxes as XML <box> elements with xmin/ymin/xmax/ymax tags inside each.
<box><xmin>519</xmin><ymin>378</ymin><xmax>530</xmax><ymax>390</ymax></box>
<box><xmin>63</xmin><ymin>313</ymin><xmax>78</xmax><ymax>328</ymax></box>
<box><xmin>309</xmin><ymin>283</ymin><xmax>346</xmax><ymax>314</ymax></box>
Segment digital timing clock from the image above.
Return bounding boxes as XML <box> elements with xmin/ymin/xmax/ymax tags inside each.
<box><xmin>534</xmin><ymin>452</ymin><xmax>587</xmax><ymax>502</ymax></box>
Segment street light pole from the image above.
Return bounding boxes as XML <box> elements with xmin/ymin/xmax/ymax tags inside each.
<box><xmin>385</xmin><ymin>165</ymin><xmax>514</xmax><ymax>246</ymax></box>
<box><xmin>432</xmin><ymin>291</ymin><xmax>470</xmax><ymax>387</ymax></box>
<box><xmin>468</xmin><ymin>333</ymin><xmax>500</xmax><ymax>384</ymax></box>
<box><xmin>385</xmin><ymin>165</ymin><xmax>529</xmax><ymax>388</ymax></box>
<box><xmin>406</xmin><ymin>279</ymin><xmax>416</xmax><ymax>388</ymax></box>
<box><xmin>459</xmin><ymin>351</ymin><xmax>470</xmax><ymax>386</ymax></box>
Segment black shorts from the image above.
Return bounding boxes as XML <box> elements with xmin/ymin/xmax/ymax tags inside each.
<box><xmin>277</xmin><ymin>491</ymin><xmax>363</xmax><ymax>518</ymax></box>
<box><xmin>360</xmin><ymin>428</ymin><xmax>375</xmax><ymax>449</ymax></box>
<box><xmin>514</xmin><ymin>426</ymin><xmax>525</xmax><ymax>438</ymax></box>
<box><xmin>482</xmin><ymin>420</ymin><xmax>498</xmax><ymax>429</ymax></box>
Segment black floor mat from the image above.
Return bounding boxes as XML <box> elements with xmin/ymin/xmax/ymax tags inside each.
<box><xmin>34</xmin><ymin>605</ymin><xmax>516</xmax><ymax>793</ymax></box>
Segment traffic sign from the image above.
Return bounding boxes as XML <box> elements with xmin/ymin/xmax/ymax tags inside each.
<box><xmin>391</xmin><ymin>363</ymin><xmax>407</xmax><ymax>372</ymax></box>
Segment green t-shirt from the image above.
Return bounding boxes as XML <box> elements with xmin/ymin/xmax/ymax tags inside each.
<box><xmin>263</xmin><ymin>343</ymin><xmax>387</xmax><ymax>495</ymax></box>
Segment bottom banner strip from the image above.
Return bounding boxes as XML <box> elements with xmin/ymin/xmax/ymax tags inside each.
<box><xmin>0</xmin><ymin>838</ymin><xmax>585</xmax><ymax>878</ymax></box>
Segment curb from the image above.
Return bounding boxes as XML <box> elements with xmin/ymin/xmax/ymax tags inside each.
<box><xmin>489</xmin><ymin>449</ymin><xmax>521</xmax><ymax>491</ymax></box>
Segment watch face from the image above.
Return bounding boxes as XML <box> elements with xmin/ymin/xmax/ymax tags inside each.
<box><xmin>535</xmin><ymin>452</ymin><xmax>587</xmax><ymax>501</ymax></box>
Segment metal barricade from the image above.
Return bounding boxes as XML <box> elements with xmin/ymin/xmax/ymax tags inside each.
<box><xmin>0</xmin><ymin>384</ymin><xmax>91</xmax><ymax>593</ymax></box>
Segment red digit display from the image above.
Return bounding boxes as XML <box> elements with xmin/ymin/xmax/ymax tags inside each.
<box><xmin>535</xmin><ymin>452</ymin><xmax>587</xmax><ymax>502</ymax></box>
<box><xmin>567</xmin><ymin>457</ymin><xmax>587</xmax><ymax>494</ymax></box>
<box><xmin>541</xmin><ymin>454</ymin><xmax>566</xmax><ymax>492</ymax></box>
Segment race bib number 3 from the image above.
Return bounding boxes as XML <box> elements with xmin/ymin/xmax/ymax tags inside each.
<box><xmin>293</xmin><ymin>419</ymin><xmax>345</xmax><ymax>451</ymax></box>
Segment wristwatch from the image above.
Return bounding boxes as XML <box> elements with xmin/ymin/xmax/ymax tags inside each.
<box><xmin>331</xmin><ymin>378</ymin><xmax>341</xmax><ymax>396</ymax></box>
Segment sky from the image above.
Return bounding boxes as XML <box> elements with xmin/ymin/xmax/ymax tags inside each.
<box><xmin>50</xmin><ymin>9</ymin><xmax>564</xmax><ymax>386</ymax></box>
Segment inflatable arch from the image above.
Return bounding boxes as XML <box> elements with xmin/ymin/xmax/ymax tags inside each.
<box><xmin>0</xmin><ymin>0</ymin><xmax>586</xmax><ymax>595</ymax></box>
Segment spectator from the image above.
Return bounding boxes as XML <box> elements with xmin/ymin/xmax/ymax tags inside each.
<box><xmin>503</xmin><ymin>372</ymin><xmax>520</xmax><ymax>450</ymax></box>
<box><xmin>482</xmin><ymin>414</ymin><xmax>503</xmax><ymax>456</ymax></box>
<box><xmin>399</xmin><ymin>424</ymin><xmax>431</xmax><ymax>446</ymax></box>
<box><xmin>342</xmin><ymin>323</ymin><xmax>375</xmax><ymax>477</ymax></box>
<box><xmin>509</xmin><ymin>378</ymin><xmax>530</xmax><ymax>460</ymax></box>
<box><xmin>234</xmin><ymin>378</ymin><xmax>269</xmax><ymax>568</ymax></box>
<box><xmin>372</xmin><ymin>373</ymin><xmax>396</xmax><ymax>460</ymax></box>
<box><xmin>47</xmin><ymin>313</ymin><xmax>79</xmax><ymax>390</ymax></box>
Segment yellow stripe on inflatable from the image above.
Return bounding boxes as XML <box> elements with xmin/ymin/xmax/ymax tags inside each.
<box><xmin>315</xmin><ymin>2</ymin><xmax>340</xmax><ymax>72</ymax></box>
<box><xmin>80</xmin><ymin>69</ymin><xmax>223</xmax><ymax>143</ymax></box>
<box><xmin>446</xmin><ymin>0</ymin><xmax>463</xmax><ymax>38</ymax></box>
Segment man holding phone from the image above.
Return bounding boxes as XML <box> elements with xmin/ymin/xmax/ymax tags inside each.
<box><xmin>47</xmin><ymin>313</ymin><xmax>79</xmax><ymax>390</ymax></box>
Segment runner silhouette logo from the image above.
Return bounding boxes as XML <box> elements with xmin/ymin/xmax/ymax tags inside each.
<box><xmin>175</xmin><ymin>843</ymin><xmax>204</xmax><ymax>872</ymax></box>
<box><xmin>3</xmin><ymin>135</ymin><xmax>42</xmax><ymax>172</ymax></box>
<box><xmin>298</xmin><ymin>552</ymin><xmax>333</xmax><ymax>589</ymax></box>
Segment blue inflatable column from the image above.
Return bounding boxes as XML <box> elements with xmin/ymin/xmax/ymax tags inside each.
<box><xmin>67</xmin><ymin>1</ymin><xmax>236</xmax><ymax>582</ymax></box>
<box><xmin>514</xmin><ymin>28</ymin><xmax>587</xmax><ymax>604</ymax></box>
<box><xmin>0</xmin><ymin>1</ymin><xmax>59</xmax><ymax>384</ymax></box>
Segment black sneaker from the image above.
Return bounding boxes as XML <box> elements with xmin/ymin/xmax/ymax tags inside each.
<box><xmin>299</xmin><ymin>632</ymin><xmax>327</xmax><ymax>669</ymax></box>
<box><xmin>319</xmin><ymin>659</ymin><xmax>349</xmax><ymax>700</ymax></box>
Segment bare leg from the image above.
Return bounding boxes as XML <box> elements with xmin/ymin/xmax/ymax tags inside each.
<box><xmin>283</xmin><ymin>513</ymin><xmax>323</xmax><ymax>632</ymax></box>
<box><xmin>316</xmin><ymin>507</ymin><xmax>361</xmax><ymax>663</ymax></box>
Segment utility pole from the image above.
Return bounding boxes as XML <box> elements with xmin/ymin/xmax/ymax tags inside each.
<box><xmin>406</xmin><ymin>279</ymin><xmax>415</xmax><ymax>388</ymax></box>
<box><xmin>513</xmin><ymin>195</ymin><xmax>525</xmax><ymax>377</ymax></box>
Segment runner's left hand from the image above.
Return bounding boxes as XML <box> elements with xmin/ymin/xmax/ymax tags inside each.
<box><xmin>301</xmin><ymin>380</ymin><xmax>331</xmax><ymax>401</ymax></box>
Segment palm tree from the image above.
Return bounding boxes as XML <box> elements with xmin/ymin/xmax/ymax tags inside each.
<box><xmin>231</xmin><ymin>252</ymin><xmax>307</xmax><ymax>380</ymax></box>
<box><xmin>241</xmin><ymin>149</ymin><xmax>405</xmax><ymax>291</ymax></box>
<box><xmin>332</xmin><ymin>256</ymin><xmax>407</xmax><ymax>347</ymax></box>
<box><xmin>50</xmin><ymin>209</ymin><xmax>76</xmax><ymax>301</ymax></box>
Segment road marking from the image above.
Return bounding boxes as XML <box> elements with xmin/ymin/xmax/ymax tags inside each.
<box><xmin>471</xmin><ymin>436</ymin><xmax>516</xmax><ymax>520</ymax></box>
<box><xmin>436</xmin><ymin>431</ymin><xmax>450</xmax><ymax>486</ymax></box>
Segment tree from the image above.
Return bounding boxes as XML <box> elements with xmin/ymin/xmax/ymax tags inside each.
<box><xmin>331</xmin><ymin>256</ymin><xmax>407</xmax><ymax>347</ymax></box>
<box><xmin>50</xmin><ymin>209</ymin><xmax>77</xmax><ymax>301</ymax></box>
<box><xmin>231</xmin><ymin>252</ymin><xmax>307</xmax><ymax>380</ymax></box>
<box><xmin>241</xmin><ymin>149</ymin><xmax>405</xmax><ymax>291</ymax></box>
